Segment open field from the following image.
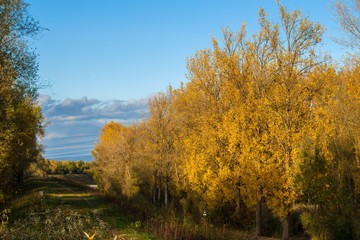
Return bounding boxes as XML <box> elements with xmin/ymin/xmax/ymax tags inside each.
<box><xmin>50</xmin><ymin>173</ymin><xmax>98</xmax><ymax>189</ymax></box>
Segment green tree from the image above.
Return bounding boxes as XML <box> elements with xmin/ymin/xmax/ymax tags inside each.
<box><xmin>0</xmin><ymin>0</ymin><xmax>44</xmax><ymax>201</ymax></box>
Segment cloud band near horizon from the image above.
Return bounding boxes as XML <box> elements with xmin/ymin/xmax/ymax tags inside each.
<box><xmin>38</xmin><ymin>95</ymin><xmax>149</xmax><ymax>161</ymax></box>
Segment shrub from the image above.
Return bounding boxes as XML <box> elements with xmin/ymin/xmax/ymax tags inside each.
<box><xmin>300</xmin><ymin>207</ymin><xmax>328</xmax><ymax>240</ymax></box>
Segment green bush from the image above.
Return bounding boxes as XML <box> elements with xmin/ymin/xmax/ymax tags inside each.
<box><xmin>300</xmin><ymin>204</ymin><xmax>358</xmax><ymax>240</ymax></box>
<box><xmin>300</xmin><ymin>207</ymin><xmax>328</xmax><ymax>240</ymax></box>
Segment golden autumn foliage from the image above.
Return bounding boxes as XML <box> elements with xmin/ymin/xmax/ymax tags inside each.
<box><xmin>92</xmin><ymin>4</ymin><xmax>360</xmax><ymax>240</ymax></box>
<box><xmin>92</xmin><ymin>122</ymin><xmax>138</xmax><ymax>198</ymax></box>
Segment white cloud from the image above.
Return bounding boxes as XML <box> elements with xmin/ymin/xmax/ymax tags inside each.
<box><xmin>46</xmin><ymin>144</ymin><xmax>95</xmax><ymax>151</ymax></box>
<box><xmin>45</xmin><ymin>132</ymin><xmax>67</xmax><ymax>140</ymax></box>
<box><xmin>39</xmin><ymin>95</ymin><xmax>149</xmax><ymax>161</ymax></box>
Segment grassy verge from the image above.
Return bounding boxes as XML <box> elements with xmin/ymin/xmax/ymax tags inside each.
<box><xmin>0</xmin><ymin>176</ymin><xmax>156</xmax><ymax>240</ymax></box>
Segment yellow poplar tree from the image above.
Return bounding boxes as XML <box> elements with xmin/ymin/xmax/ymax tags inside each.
<box><xmin>176</xmin><ymin>39</ymin><xmax>241</xmax><ymax>215</ymax></box>
<box><xmin>92</xmin><ymin>122</ymin><xmax>138</xmax><ymax>198</ymax></box>
<box><xmin>146</xmin><ymin>92</ymin><xmax>177</xmax><ymax>208</ymax></box>
<box><xmin>258</xmin><ymin>6</ymin><xmax>325</xmax><ymax>239</ymax></box>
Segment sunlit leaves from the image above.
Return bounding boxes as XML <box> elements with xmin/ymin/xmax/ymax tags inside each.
<box><xmin>92</xmin><ymin>122</ymin><xmax>138</xmax><ymax>198</ymax></box>
<box><xmin>92</xmin><ymin>4</ymin><xmax>360</xmax><ymax>239</ymax></box>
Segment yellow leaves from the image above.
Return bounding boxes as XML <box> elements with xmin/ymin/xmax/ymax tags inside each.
<box><xmin>91</xmin><ymin>5</ymin><xmax>358</xmax><ymax>233</ymax></box>
<box><xmin>83</xmin><ymin>231</ymin><xmax>96</xmax><ymax>240</ymax></box>
<box><xmin>92</xmin><ymin>122</ymin><xmax>138</xmax><ymax>198</ymax></box>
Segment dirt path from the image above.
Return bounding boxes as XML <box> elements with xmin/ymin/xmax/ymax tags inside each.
<box><xmin>51</xmin><ymin>179</ymin><xmax>93</xmax><ymax>207</ymax></box>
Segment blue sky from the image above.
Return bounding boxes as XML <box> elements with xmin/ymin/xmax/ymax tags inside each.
<box><xmin>29</xmin><ymin>0</ymin><xmax>345</xmax><ymax>100</ymax></box>
<box><xmin>28</xmin><ymin>0</ymin><xmax>350</xmax><ymax>161</ymax></box>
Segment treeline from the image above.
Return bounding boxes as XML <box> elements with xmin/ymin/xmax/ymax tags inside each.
<box><xmin>93</xmin><ymin>5</ymin><xmax>360</xmax><ymax>240</ymax></box>
<box><xmin>44</xmin><ymin>160</ymin><xmax>91</xmax><ymax>175</ymax></box>
<box><xmin>0</xmin><ymin>0</ymin><xmax>44</xmax><ymax>204</ymax></box>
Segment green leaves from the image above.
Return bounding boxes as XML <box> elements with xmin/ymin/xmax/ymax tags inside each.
<box><xmin>0</xmin><ymin>0</ymin><xmax>44</xmax><ymax>200</ymax></box>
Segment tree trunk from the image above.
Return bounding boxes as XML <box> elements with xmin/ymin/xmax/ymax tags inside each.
<box><xmin>21</xmin><ymin>170</ymin><xmax>24</xmax><ymax>185</ymax></box>
<box><xmin>282</xmin><ymin>213</ymin><xmax>290</xmax><ymax>240</ymax></box>
<box><xmin>157</xmin><ymin>178</ymin><xmax>161</xmax><ymax>202</ymax></box>
<box><xmin>235</xmin><ymin>185</ymin><xmax>241</xmax><ymax>216</ymax></box>
<box><xmin>164</xmin><ymin>176</ymin><xmax>169</xmax><ymax>208</ymax></box>
<box><xmin>152</xmin><ymin>183</ymin><xmax>156</xmax><ymax>203</ymax></box>
<box><xmin>17</xmin><ymin>170</ymin><xmax>24</xmax><ymax>186</ymax></box>
<box><xmin>255</xmin><ymin>199</ymin><xmax>262</xmax><ymax>236</ymax></box>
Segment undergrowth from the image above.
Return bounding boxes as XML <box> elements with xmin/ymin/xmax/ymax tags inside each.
<box><xmin>0</xmin><ymin>178</ymin><xmax>156</xmax><ymax>240</ymax></box>
<box><xmin>0</xmin><ymin>200</ymin><xmax>108</xmax><ymax>239</ymax></box>
<box><xmin>105</xmin><ymin>194</ymin><xmax>254</xmax><ymax>240</ymax></box>
<box><xmin>144</xmin><ymin>216</ymin><xmax>250</xmax><ymax>240</ymax></box>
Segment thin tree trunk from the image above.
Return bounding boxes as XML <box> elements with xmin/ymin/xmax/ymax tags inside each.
<box><xmin>255</xmin><ymin>199</ymin><xmax>262</xmax><ymax>236</ymax></box>
<box><xmin>17</xmin><ymin>170</ymin><xmax>24</xmax><ymax>186</ymax></box>
<box><xmin>235</xmin><ymin>185</ymin><xmax>241</xmax><ymax>216</ymax></box>
<box><xmin>164</xmin><ymin>176</ymin><xmax>169</xmax><ymax>208</ymax></box>
<box><xmin>281</xmin><ymin>213</ymin><xmax>290</xmax><ymax>240</ymax></box>
<box><xmin>17</xmin><ymin>173</ymin><xmax>20</xmax><ymax>186</ymax></box>
<box><xmin>152</xmin><ymin>183</ymin><xmax>156</xmax><ymax>203</ymax></box>
<box><xmin>157</xmin><ymin>177</ymin><xmax>161</xmax><ymax>202</ymax></box>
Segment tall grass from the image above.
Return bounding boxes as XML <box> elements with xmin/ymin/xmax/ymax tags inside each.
<box><xmin>97</xmin><ymin>192</ymin><xmax>257</xmax><ymax>240</ymax></box>
<box><xmin>143</xmin><ymin>215</ymin><xmax>252</xmax><ymax>240</ymax></box>
<box><xmin>1</xmin><ymin>202</ymin><xmax>108</xmax><ymax>240</ymax></box>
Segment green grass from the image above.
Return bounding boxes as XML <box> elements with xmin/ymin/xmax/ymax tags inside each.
<box><xmin>2</xmin><ymin>176</ymin><xmax>157</xmax><ymax>240</ymax></box>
